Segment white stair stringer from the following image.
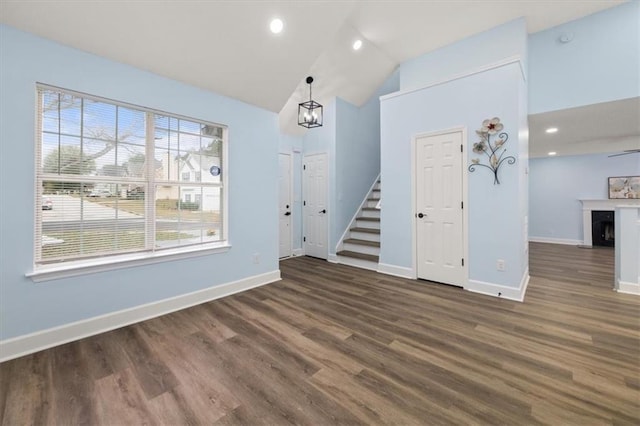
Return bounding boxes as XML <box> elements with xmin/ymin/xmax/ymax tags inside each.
<box><xmin>336</xmin><ymin>175</ymin><xmax>381</xmax><ymax>270</ymax></box>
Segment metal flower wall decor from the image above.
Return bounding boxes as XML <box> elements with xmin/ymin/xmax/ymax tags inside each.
<box><xmin>468</xmin><ymin>117</ymin><xmax>515</xmax><ymax>185</ymax></box>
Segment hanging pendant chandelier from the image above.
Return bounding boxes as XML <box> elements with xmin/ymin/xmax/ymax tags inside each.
<box><xmin>298</xmin><ymin>76</ymin><xmax>323</xmax><ymax>128</ymax></box>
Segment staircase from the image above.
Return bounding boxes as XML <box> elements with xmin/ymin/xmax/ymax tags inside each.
<box><xmin>336</xmin><ymin>180</ymin><xmax>380</xmax><ymax>271</ymax></box>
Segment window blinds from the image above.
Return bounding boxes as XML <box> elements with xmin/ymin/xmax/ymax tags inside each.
<box><xmin>36</xmin><ymin>86</ymin><xmax>226</xmax><ymax>265</ymax></box>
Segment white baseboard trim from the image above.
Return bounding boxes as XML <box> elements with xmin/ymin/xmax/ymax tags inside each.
<box><xmin>292</xmin><ymin>248</ymin><xmax>304</xmax><ymax>257</ymax></box>
<box><xmin>377</xmin><ymin>263</ymin><xmax>415</xmax><ymax>279</ymax></box>
<box><xmin>0</xmin><ymin>270</ymin><xmax>281</xmax><ymax>363</ymax></box>
<box><xmin>327</xmin><ymin>253</ymin><xmax>339</xmax><ymax>264</ymax></box>
<box><xmin>616</xmin><ymin>280</ymin><xmax>640</xmax><ymax>295</ymax></box>
<box><xmin>519</xmin><ymin>270</ymin><xmax>531</xmax><ymax>301</ymax></box>
<box><xmin>466</xmin><ymin>268</ymin><xmax>529</xmax><ymax>302</ymax></box>
<box><xmin>528</xmin><ymin>237</ymin><xmax>582</xmax><ymax>246</ymax></box>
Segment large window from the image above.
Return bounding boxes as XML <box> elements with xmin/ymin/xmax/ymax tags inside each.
<box><xmin>35</xmin><ymin>85</ymin><xmax>227</xmax><ymax>267</ymax></box>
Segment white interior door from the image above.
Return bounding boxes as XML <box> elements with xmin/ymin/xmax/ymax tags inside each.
<box><xmin>303</xmin><ymin>153</ymin><xmax>328</xmax><ymax>259</ymax></box>
<box><xmin>278</xmin><ymin>153</ymin><xmax>292</xmax><ymax>258</ymax></box>
<box><xmin>416</xmin><ymin>131</ymin><xmax>465</xmax><ymax>286</ymax></box>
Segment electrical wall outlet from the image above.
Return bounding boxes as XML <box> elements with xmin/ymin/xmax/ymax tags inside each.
<box><xmin>496</xmin><ymin>259</ymin><xmax>505</xmax><ymax>271</ymax></box>
<box><xmin>252</xmin><ymin>253</ymin><xmax>260</xmax><ymax>264</ymax></box>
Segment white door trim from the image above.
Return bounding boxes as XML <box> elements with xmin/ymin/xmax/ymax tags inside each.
<box><xmin>278</xmin><ymin>151</ymin><xmax>294</xmax><ymax>259</ymax></box>
<box><xmin>411</xmin><ymin>126</ymin><xmax>468</xmax><ymax>285</ymax></box>
<box><xmin>303</xmin><ymin>152</ymin><xmax>329</xmax><ymax>260</ymax></box>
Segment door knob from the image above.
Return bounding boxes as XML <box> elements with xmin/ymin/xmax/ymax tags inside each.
<box><xmin>319</xmin><ymin>209</ymin><xmax>326</xmax><ymax>214</ymax></box>
<box><xmin>284</xmin><ymin>212</ymin><xmax>291</xmax><ymax>216</ymax></box>
<box><xmin>417</xmin><ymin>213</ymin><xmax>424</xmax><ymax>218</ymax></box>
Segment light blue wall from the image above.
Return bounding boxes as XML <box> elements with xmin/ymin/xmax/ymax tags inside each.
<box><xmin>615</xmin><ymin>207</ymin><xmax>640</xmax><ymax>288</ymax></box>
<box><xmin>383</xmin><ymin>17</ymin><xmax>528</xmax><ymax>288</ymax></box>
<box><xmin>301</xmin><ymin>98</ymin><xmax>336</xmax><ymax>156</ymax></box>
<box><xmin>335</xmin><ymin>98</ymin><xmax>361</xmax><ymax>248</ymax></box>
<box><xmin>299</xmin><ymin>71</ymin><xmax>400</xmax><ymax>255</ymax></box>
<box><xmin>400</xmin><ymin>18</ymin><xmax>527</xmax><ymax>91</ymax></box>
<box><xmin>334</xmin><ymin>70</ymin><xmax>400</xmax><ymax>251</ymax></box>
<box><xmin>529</xmin><ymin>1</ymin><xmax>640</xmax><ymax>114</ymax></box>
<box><xmin>518</xmin><ymin>74</ymin><xmax>530</xmax><ymax>266</ymax></box>
<box><xmin>0</xmin><ymin>25</ymin><xmax>280</xmax><ymax>340</ymax></box>
<box><xmin>381</xmin><ymin>62</ymin><xmax>526</xmax><ymax>287</ymax></box>
<box><xmin>301</xmin><ymin>99</ymin><xmax>337</xmax><ymax>253</ymax></box>
<box><xmin>529</xmin><ymin>153</ymin><xmax>640</xmax><ymax>242</ymax></box>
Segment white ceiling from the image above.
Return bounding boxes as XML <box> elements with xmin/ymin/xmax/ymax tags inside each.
<box><xmin>0</xmin><ymin>0</ymin><xmax>627</xmax><ymax>136</ymax></box>
<box><xmin>528</xmin><ymin>97</ymin><xmax>640</xmax><ymax>158</ymax></box>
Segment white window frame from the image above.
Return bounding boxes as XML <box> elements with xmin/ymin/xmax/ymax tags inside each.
<box><xmin>29</xmin><ymin>84</ymin><xmax>230</xmax><ymax>282</ymax></box>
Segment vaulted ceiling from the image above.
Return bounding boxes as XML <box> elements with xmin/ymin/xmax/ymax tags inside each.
<box><xmin>0</xmin><ymin>0</ymin><xmax>626</xmax><ymax>136</ymax></box>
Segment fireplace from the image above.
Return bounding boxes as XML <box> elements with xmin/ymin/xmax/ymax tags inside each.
<box><xmin>591</xmin><ymin>210</ymin><xmax>614</xmax><ymax>247</ymax></box>
<box><xmin>580</xmin><ymin>199</ymin><xmax>638</xmax><ymax>247</ymax></box>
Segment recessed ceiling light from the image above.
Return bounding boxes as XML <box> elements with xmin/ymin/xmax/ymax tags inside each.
<box><xmin>545</xmin><ymin>127</ymin><xmax>558</xmax><ymax>134</ymax></box>
<box><xmin>548</xmin><ymin>151</ymin><xmax>557</xmax><ymax>156</ymax></box>
<box><xmin>353</xmin><ymin>39</ymin><xmax>363</xmax><ymax>51</ymax></box>
<box><xmin>270</xmin><ymin>18</ymin><xmax>284</xmax><ymax>34</ymax></box>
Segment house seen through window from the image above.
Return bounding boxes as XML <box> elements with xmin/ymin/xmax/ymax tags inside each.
<box><xmin>36</xmin><ymin>85</ymin><xmax>227</xmax><ymax>265</ymax></box>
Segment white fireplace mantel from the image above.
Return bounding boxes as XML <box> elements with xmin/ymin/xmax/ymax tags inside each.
<box><xmin>580</xmin><ymin>199</ymin><xmax>640</xmax><ymax>246</ymax></box>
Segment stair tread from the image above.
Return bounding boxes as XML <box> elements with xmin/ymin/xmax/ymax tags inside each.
<box><xmin>357</xmin><ymin>217</ymin><xmax>380</xmax><ymax>222</ymax></box>
<box><xmin>337</xmin><ymin>250</ymin><xmax>379</xmax><ymax>263</ymax></box>
<box><xmin>344</xmin><ymin>238</ymin><xmax>380</xmax><ymax>247</ymax></box>
<box><xmin>350</xmin><ymin>227</ymin><xmax>380</xmax><ymax>234</ymax></box>
<box><xmin>362</xmin><ymin>207</ymin><xmax>380</xmax><ymax>211</ymax></box>
<box><xmin>367</xmin><ymin>198</ymin><xmax>381</xmax><ymax>202</ymax></box>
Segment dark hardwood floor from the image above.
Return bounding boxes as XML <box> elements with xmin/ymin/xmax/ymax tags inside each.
<box><xmin>1</xmin><ymin>243</ymin><xmax>638</xmax><ymax>425</ymax></box>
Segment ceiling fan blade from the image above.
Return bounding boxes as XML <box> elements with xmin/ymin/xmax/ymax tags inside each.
<box><xmin>608</xmin><ymin>149</ymin><xmax>640</xmax><ymax>157</ymax></box>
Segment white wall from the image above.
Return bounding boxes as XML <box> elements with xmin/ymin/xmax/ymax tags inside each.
<box><xmin>0</xmin><ymin>25</ymin><xmax>280</xmax><ymax>345</ymax></box>
<box><xmin>529</xmin><ymin>153</ymin><xmax>640</xmax><ymax>243</ymax></box>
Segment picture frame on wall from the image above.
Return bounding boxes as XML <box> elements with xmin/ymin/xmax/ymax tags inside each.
<box><xmin>608</xmin><ymin>176</ymin><xmax>640</xmax><ymax>199</ymax></box>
